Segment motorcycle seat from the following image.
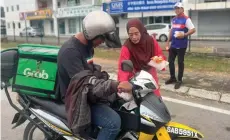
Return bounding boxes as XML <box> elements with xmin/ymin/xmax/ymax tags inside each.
<box><xmin>27</xmin><ymin>96</ymin><xmax>67</xmax><ymax>120</ymax></box>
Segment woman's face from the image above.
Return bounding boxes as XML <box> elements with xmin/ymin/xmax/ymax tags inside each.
<box><xmin>128</xmin><ymin>27</ymin><xmax>141</xmax><ymax>44</ymax></box>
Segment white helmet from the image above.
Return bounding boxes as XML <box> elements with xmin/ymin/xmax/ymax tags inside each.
<box><xmin>82</xmin><ymin>11</ymin><xmax>121</xmax><ymax>47</ymax></box>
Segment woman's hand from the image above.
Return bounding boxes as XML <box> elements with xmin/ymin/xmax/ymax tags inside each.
<box><xmin>151</xmin><ymin>56</ymin><xmax>164</xmax><ymax>64</ymax></box>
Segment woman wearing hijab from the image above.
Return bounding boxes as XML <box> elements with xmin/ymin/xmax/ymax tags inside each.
<box><xmin>117</xmin><ymin>19</ymin><xmax>166</xmax><ymax>97</ymax></box>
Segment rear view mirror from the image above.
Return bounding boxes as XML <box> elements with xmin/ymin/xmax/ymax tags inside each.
<box><xmin>121</xmin><ymin>60</ymin><xmax>134</xmax><ymax>72</ymax></box>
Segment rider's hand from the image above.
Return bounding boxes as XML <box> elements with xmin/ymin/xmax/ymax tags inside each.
<box><xmin>117</xmin><ymin>81</ymin><xmax>133</xmax><ymax>93</ymax></box>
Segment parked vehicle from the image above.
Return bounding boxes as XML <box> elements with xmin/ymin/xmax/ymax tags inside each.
<box><xmin>19</xmin><ymin>27</ymin><xmax>43</xmax><ymax>37</ymax></box>
<box><xmin>145</xmin><ymin>23</ymin><xmax>171</xmax><ymax>42</ymax></box>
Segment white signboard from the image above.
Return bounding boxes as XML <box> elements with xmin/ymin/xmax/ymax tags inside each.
<box><xmin>56</xmin><ymin>5</ymin><xmax>101</xmax><ymax>18</ymax></box>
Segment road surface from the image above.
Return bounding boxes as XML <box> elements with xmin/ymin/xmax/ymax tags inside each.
<box><xmin>1</xmin><ymin>88</ymin><xmax>230</xmax><ymax>140</ymax></box>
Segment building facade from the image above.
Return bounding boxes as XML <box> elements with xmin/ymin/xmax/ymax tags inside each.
<box><xmin>4</xmin><ymin>0</ymin><xmax>102</xmax><ymax>37</ymax></box>
<box><xmin>55</xmin><ymin>0</ymin><xmax>102</xmax><ymax>36</ymax></box>
<box><xmin>103</xmin><ymin>0</ymin><xmax>183</xmax><ymax>39</ymax></box>
<box><xmin>103</xmin><ymin>0</ymin><xmax>230</xmax><ymax>39</ymax></box>
<box><xmin>4</xmin><ymin>0</ymin><xmax>230</xmax><ymax>38</ymax></box>
<box><xmin>5</xmin><ymin>0</ymin><xmax>37</xmax><ymax>36</ymax></box>
<box><xmin>1</xmin><ymin>6</ymin><xmax>5</xmax><ymax>26</ymax></box>
<box><xmin>187</xmin><ymin>0</ymin><xmax>230</xmax><ymax>38</ymax></box>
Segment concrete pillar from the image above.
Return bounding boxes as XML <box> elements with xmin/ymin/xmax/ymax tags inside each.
<box><xmin>190</xmin><ymin>11</ymin><xmax>199</xmax><ymax>37</ymax></box>
<box><xmin>183</xmin><ymin>0</ymin><xmax>189</xmax><ymax>16</ymax></box>
<box><xmin>65</xmin><ymin>19</ymin><xmax>69</xmax><ymax>35</ymax></box>
<box><xmin>118</xmin><ymin>16</ymin><xmax>128</xmax><ymax>40</ymax></box>
<box><xmin>53</xmin><ymin>0</ymin><xmax>58</xmax><ymax>36</ymax></box>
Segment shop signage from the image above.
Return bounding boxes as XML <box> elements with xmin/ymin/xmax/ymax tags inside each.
<box><xmin>25</xmin><ymin>9</ymin><xmax>52</xmax><ymax>20</ymax></box>
<box><xmin>56</xmin><ymin>5</ymin><xmax>101</xmax><ymax>18</ymax></box>
<box><xmin>103</xmin><ymin>0</ymin><xmax>182</xmax><ymax>14</ymax></box>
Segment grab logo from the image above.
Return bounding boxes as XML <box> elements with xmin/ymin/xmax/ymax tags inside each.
<box><xmin>23</xmin><ymin>68</ymin><xmax>49</xmax><ymax>79</ymax></box>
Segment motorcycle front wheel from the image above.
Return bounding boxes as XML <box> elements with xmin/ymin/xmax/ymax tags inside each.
<box><xmin>174</xmin><ymin>138</ymin><xmax>199</xmax><ymax>140</ymax></box>
<box><xmin>23</xmin><ymin>118</ymin><xmax>64</xmax><ymax>140</ymax></box>
<box><xmin>153</xmin><ymin>137</ymin><xmax>200</xmax><ymax>140</ymax></box>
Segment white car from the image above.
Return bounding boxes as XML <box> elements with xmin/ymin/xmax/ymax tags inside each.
<box><xmin>20</xmin><ymin>27</ymin><xmax>43</xmax><ymax>37</ymax></box>
<box><xmin>145</xmin><ymin>23</ymin><xmax>171</xmax><ymax>42</ymax></box>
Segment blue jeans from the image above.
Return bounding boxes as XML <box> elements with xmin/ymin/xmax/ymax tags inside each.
<box><xmin>91</xmin><ymin>104</ymin><xmax>121</xmax><ymax>140</ymax></box>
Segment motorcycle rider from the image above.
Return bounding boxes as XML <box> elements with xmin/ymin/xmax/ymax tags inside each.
<box><xmin>57</xmin><ymin>11</ymin><xmax>132</xmax><ymax>140</ymax></box>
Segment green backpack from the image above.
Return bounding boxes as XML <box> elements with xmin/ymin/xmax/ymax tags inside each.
<box><xmin>11</xmin><ymin>44</ymin><xmax>60</xmax><ymax>100</ymax></box>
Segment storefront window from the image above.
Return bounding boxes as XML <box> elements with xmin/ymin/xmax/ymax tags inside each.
<box><xmin>18</xmin><ymin>22</ymin><xmax>21</xmax><ymax>29</ymax></box>
<box><xmin>50</xmin><ymin>20</ymin><xmax>54</xmax><ymax>33</ymax></box>
<box><xmin>30</xmin><ymin>20</ymin><xmax>40</xmax><ymax>28</ymax></box>
<box><xmin>58</xmin><ymin>19</ymin><xmax>66</xmax><ymax>34</ymax></box>
<box><xmin>148</xmin><ymin>16</ymin><xmax>175</xmax><ymax>24</ymax></box>
<box><xmin>149</xmin><ymin>17</ymin><xmax>154</xmax><ymax>24</ymax></box>
<box><xmin>67</xmin><ymin>0</ymin><xmax>80</xmax><ymax>6</ymax></box>
<box><xmin>155</xmin><ymin>16</ymin><xmax>162</xmax><ymax>23</ymax></box>
<box><xmin>69</xmin><ymin>19</ymin><xmax>77</xmax><ymax>34</ymax></box>
<box><xmin>163</xmin><ymin>16</ymin><xmax>171</xmax><ymax>23</ymax></box>
<box><xmin>75</xmin><ymin>17</ymin><xmax>83</xmax><ymax>33</ymax></box>
<box><xmin>58</xmin><ymin>2</ymin><xmax>61</xmax><ymax>8</ymax></box>
<box><xmin>140</xmin><ymin>17</ymin><xmax>148</xmax><ymax>25</ymax></box>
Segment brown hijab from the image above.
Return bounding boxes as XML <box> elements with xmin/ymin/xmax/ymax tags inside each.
<box><xmin>124</xmin><ymin>19</ymin><xmax>154</xmax><ymax>71</ymax></box>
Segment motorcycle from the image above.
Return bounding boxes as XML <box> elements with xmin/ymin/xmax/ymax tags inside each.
<box><xmin>1</xmin><ymin>60</ymin><xmax>204</xmax><ymax>140</ymax></box>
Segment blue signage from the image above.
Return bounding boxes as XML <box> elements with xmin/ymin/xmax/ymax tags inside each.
<box><xmin>103</xmin><ymin>0</ymin><xmax>182</xmax><ymax>14</ymax></box>
<box><xmin>110</xmin><ymin>1</ymin><xmax>125</xmax><ymax>14</ymax></box>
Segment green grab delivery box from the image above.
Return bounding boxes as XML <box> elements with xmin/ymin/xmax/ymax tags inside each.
<box><xmin>12</xmin><ymin>44</ymin><xmax>60</xmax><ymax>99</ymax></box>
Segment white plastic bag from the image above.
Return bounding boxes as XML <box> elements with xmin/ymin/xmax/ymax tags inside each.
<box><xmin>148</xmin><ymin>60</ymin><xmax>169</xmax><ymax>71</ymax></box>
<box><xmin>117</xmin><ymin>92</ymin><xmax>133</xmax><ymax>102</ymax></box>
<box><xmin>174</xmin><ymin>31</ymin><xmax>185</xmax><ymax>38</ymax></box>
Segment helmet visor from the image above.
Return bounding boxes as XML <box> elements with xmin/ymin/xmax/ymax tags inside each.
<box><xmin>104</xmin><ymin>31</ymin><xmax>121</xmax><ymax>48</ymax></box>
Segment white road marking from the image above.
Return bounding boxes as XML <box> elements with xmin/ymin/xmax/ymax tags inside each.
<box><xmin>162</xmin><ymin>96</ymin><xmax>230</xmax><ymax>116</ymax></box>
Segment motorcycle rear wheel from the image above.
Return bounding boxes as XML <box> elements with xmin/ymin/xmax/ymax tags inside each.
<box><xmin>23</xmin><ymin>118</ymin><xmax>64</xmax><ymax>140</ymax></box>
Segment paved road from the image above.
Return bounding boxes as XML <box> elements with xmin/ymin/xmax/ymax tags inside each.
<box><xmin>6</xmin><ymin>36</ymin><xmax>230</xmax><ymax>49</ymax></box>
<box><xmin>1</xmin><ymin>88</ymin><xmax>230</xmax><ymax>140</ymax></box>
